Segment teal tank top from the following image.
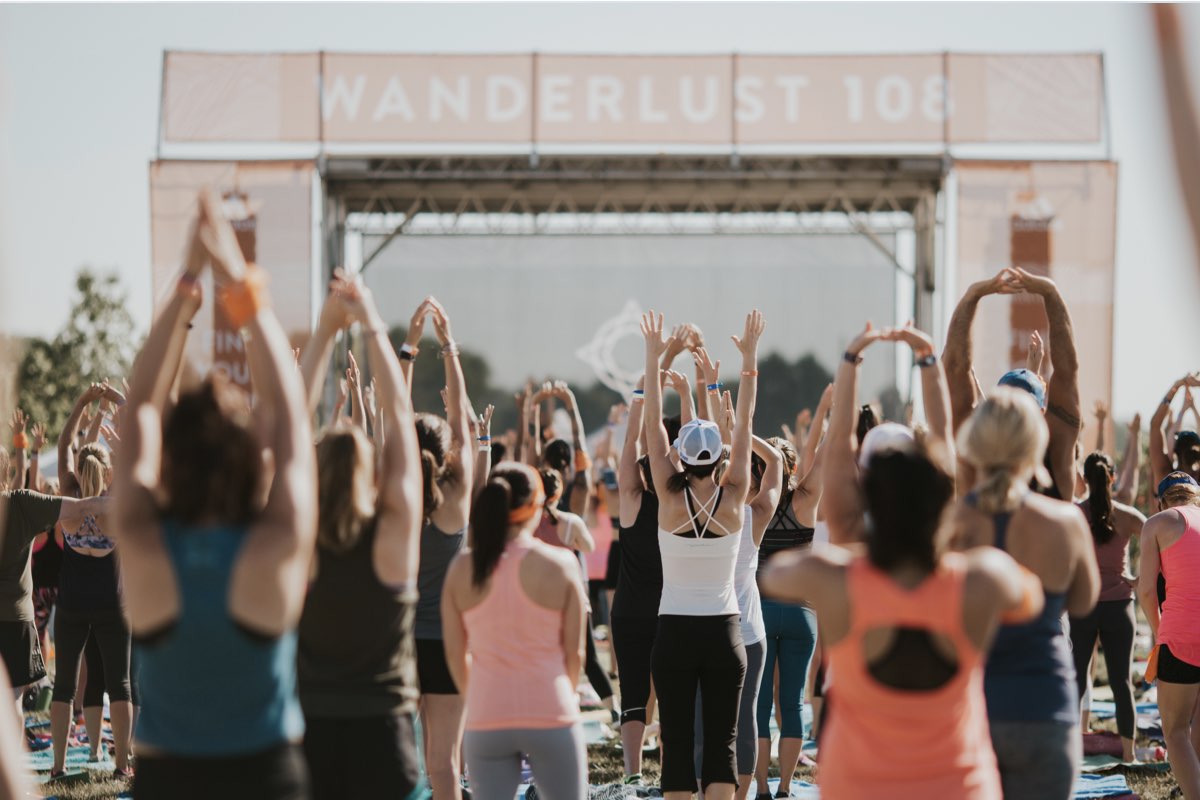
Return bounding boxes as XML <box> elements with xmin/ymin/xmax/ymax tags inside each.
<box><xmin>134</xmin><ymin>521</ymin><xmax>305</xmax><ymax>756</ymax></box>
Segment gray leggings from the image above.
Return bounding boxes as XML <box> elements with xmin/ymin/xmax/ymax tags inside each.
<box><xmin>989</xmin><ymin>720</ymin><xmax>1080</xmax><ymax>800</ymax></box>
<box><xmin>696</xmin><ymin>639</ymin><xmax>766</xmax><ymax>777</ymax></box>
<box><xmin>464</xmin><ymin>724</ymin><xmax>586</xmax><ymax>800</ymax></box>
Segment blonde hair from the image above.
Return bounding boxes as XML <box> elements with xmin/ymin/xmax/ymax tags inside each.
<box><xmin>957</xmin><ymin>387</ymin><xmax>1049</xmax><ymax>514</ymax></box>
<box><xmin>1161</xmin><ymin>483</ymin><xmax>1200</xmax><ymax>510</ymax></box>
<box><xmin>315</xmin><ymin>423</ymin><xmax>376</xmax><ymax>554</ymax></box>
<box><xmin>76</xmin><ymin>443</ymin><xmax>111</xmax><ymax>499</ymax></box>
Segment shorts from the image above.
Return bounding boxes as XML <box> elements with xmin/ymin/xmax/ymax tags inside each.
<box><xmin>134</xmin><ymin>743</ymin><xmax>309</xmax><ymax>800</ymax></box>
<box><xmin>304</xmin><ymin>712</ymin><xmax>421</xmax><ymax>800</ymax></box>
<box><xmin>0</xmin><ymin>620</ymin><xmax>46</xmax><ymax>687</ymax></box>
<box><xmin>416</xmin><ymin>638</ymin><xmax>459</xmax><ymax>695</ymax></box>
<box><xmin>1159</xmin><ymin>644</ymin><xmax>1200</xmax><ymax>684</ymax></box>
<box><xmin>603</xmin><ymin>540</ymin><xmax>621</xmax><ymax>590</ymax></box>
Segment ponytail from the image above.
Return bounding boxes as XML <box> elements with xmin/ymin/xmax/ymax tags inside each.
<box><xmin>973</xmin><ymin>466</ymin><xmax>1024</xmax><ymax>515</ymax></box>
<box><xmin>1084</xmin><ymin>452</ymin><xmax>1116</xmax><ymax>545</ymax></box>
<box><xmin>76</xmin><ymin>443</ymin><xmax>110</xmax><ymax>499</ymax></box>
<box><xmin>469</xmin><ymin>463</ymin><xmax>538</xmax><ymax>587</ymax></box>
<box><xmin>421</xmin><ymin>450</ymin><xmax>445</xmax><ymax>518</ymax></box>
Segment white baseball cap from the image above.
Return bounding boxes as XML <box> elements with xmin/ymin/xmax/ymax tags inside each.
<box><xmin>857</xmin><ymin>422</ymin><xmax>916</xmax><ymax>469</ymax></box>
<box><xmin>673</xmin><ymin>419</ymin><xmax>724</xmax><ymax>466</ymax></box>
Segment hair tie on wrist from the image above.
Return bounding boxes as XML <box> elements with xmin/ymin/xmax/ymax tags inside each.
<box><xmin>843</xmin><ymin>352</ymin><xmax>863</xmax><ymax>365</ymax></box>
<box><xmin>218</xmin><ymin>265</ymin><xmax>268</xmax><ymax>330</ymax></box>
<box><xmin>12</xmin><ymin>433</ymin><xmax>28</xmax><ymax>450</ymax></box>
<box><xmin>741</xmin><ymin>370</ymin><xmax>758</xmax><ymax>377</ymax></box>
<box><xmin>917</xmin><ymin>354</ymin><xmax>937</xmax><ymax>368</ymax></box>
<box><xmin>706</xmin><ymin>383</ymin><xmax>722</xmax><ymax>392</ymax></box>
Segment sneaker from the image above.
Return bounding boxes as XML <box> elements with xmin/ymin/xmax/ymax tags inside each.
<box><xmin>113</xmin><ymin>767</ymin><xmax>134</xmax><ymax>780</ymax></box>
<box><xmin>624</xmin><ymin>774</ymin><xmax>644</xmax><ymax>786</ymax></box>
<box><xmin>755</xmin><ymin>792</ymin><xmax>773</xmax><ymax>800</ymax></box>
<box><xmin>775</xmin><ymin>791</ymin><xmax>791</xmax><ymax>800</ymax></box>
<box><xmin>48</xmin><ymin>769</ymin><xmax>66</xmax><ymax>781</ymax></box>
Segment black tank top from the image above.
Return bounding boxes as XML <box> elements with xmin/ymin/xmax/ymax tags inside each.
<box><xmin>58</xmin><ymin>543</ymin><xmax>120</xmax><ymax>613</ymax></box>
<box><xmin>32</xmin><ymin>533</ymin><xmax>62</xmax><ymax>592</ymax></box>
<box><xmin>612</xmin><ymin>490</ymin><xmax>663</xmax><ymax>619</ymax></box>
<box><xmin>757</xmin><ymin>492</ymin><xmax>815</xmax><ymax>578</ymax></box>
<box><xmin>297</xmin><ymin>521</ymin><xmax>419</xmax><ymax>717</ymax></box>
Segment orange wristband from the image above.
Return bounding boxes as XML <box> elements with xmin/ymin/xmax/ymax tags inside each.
<box><xmin>741</xmin><ymin>370</ymin><xmax>759</xmax><ymax>377</ymax></box>
<box><xmin>11</xmin><ymin>433</ymin><xmax>28</xmax><ymax>450</ymax></box>
<box><xmin>218</xmin><ymin>265</ymin><xmax>269</xmax><ymax>330</ymax></box>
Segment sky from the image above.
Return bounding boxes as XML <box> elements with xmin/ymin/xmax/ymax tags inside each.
<box><xmin>1</xmin><ymin>1</ymin><xmax>1198</xmax><ymax>418</ymax></box>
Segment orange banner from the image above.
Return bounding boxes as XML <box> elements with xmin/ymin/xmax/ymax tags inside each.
<box><xmin>955</xmin><ymin>161</ymin><xmax>1117</xmax><ymax>449</ymax></box>
<box><xmin>161</xmin><ymin>51</ymin><xmax>1104</xmax><ymax>147</ymax></box>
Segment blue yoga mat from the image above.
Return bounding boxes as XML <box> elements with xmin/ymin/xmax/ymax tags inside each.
<box><xmin>26</xmin><ymin>745</ymin><xmax>111</xmax><ymax>772</ymax></box>
<box><xmin>1072</xmin><ymin>773</ymin><xmax>1131</xmax><ymax>799</ymax></box>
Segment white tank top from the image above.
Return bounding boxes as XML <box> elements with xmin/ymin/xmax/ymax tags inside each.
<box><xmin>657</xmin><ymin>486</ymin><xmax>741</xmax><ymax>617</ymax></box>
<box><xmin>734</xmin><ymin>504</ymin><xmax>765</xmax><ymax>645</ymax></box>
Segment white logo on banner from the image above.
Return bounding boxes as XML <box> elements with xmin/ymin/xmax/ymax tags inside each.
<box><xmin>575</xmin><ymin>300</ymin><xmax>644</xmax><ymax>397</ymax></box>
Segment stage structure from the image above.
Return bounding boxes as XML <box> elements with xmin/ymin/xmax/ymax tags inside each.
<box><xmin>150</xmin><ymin>51</ymin><xmax>1117</xmax><ymax>445</ymax></box>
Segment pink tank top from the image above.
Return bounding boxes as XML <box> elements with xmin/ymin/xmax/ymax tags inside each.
<box><xmin>821</xmin><ymin>554</ymin><xmax>1001</xmax><ymax>800</ymax></box>
<box><xmin>1157</xmin><ymin>506</ymin><xmax>1200</xmax><ymax>668</ymax></box>
<box><xmin>461</xmin><ymin>540</ymin><xmax>580</xmax><ymax>731</ymax></box>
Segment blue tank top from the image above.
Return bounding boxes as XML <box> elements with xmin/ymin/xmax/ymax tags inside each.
<box><xmin>978</xmin><ymin>501</ymin><xmax>1077</xmax><ymax>725</ymax></box>
<box><xmin>414</xmin><ymin>520</ymin><xmax>465</xmax><ymax>640</ymax></box>
<box><xmin>134</xmin><ymin>521</ymin><xmax>305</xmax><ymax>756</ymax></box>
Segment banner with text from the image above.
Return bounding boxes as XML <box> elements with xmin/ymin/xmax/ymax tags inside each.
<box><xmin>149</xmin><ymin>161</ymin><xmax>315</xmax><ymax>387</ymax></box>
<box><xmin>161</xmin><ymin>51</ymin><xmax>1103</xmax><ymax>147</ymax></box>
<box><xmin>955</xmin><ymin>160</ymin><xmax>1117</xmax><ymax>451</ymax></box>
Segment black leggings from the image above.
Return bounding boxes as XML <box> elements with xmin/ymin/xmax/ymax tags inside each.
<box><xmin>585</xmin><ymin>613</ymin><xmax>613</xmax><ymax>702</ymax></box>
<box><xmin>652</xmin><ymin>614</ymin><xmax>746</xmax><ymax>792</ymax></box>
<box><xmin>304</xmin><ymin>713</ymin><xmax>420</xmax><ymax>800</ymax></box>
<box><xmin>1070</xmin><ymin>599</ymin><xmax>1135</xmax><ymax>739</ymax></box>
<box><xmin>135</xmin><ymin>743</ymin><xmax>309</xmax><ymax>800</ymax></box>
<box><xmin>52</xmin><ymin>608</ymin><xmax>131</xmax><ymax>704</ymax></box>
<box><xmin>612</xmin><ymin>615</ymin><xmax>657</xmax><ymax>725</ymax></box>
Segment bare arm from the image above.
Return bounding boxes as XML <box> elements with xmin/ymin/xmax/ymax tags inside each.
<box><xmin>299</xmin><ymin>273</ymin><xmax>352</xmax><ymax>419</ymax></box>
<box><xmin>561</xmin><ymin>566</ymin><xmax>586</xmax><ymax>687</ymax></box>
<box><xmin>399</xmin><ymin>299</ymin><xmax>433</xmax><ymax>395</ymax></box>
<box><xmin>619</xmin><ymin>380</ymin><xmax>646</xmax><ymax>528</ymax></box>
<box><xmin>640</xmin><ymin>312</ymin><xmax>675</xmax><ymax>497</ymax></box>
<box><xmin>1064</xmin><ymin>507</ymin><xmax>1101</xmax><ymax>619</ymax></box>
<box><xmin>1138</xmin><ymin>513</ymin><xmax>1170</xmax><ymax>640</ymax></box>
<box><xmin>1154</xmin><ymin>4</ymin><xmax>1200</xmax><ymax>287</ymax></box>
<box><xmin>1014</xmin><ymin>268</ymin><xmax>1081</xmax><ymax>499</ymax></box>
<box><xmin>941</xmin><ymin>272</ymin><xmax>1018</xmax><ymax>434</ymax></box>
<box><xmin>1115</xmin><ymin>414</ymin><xmax>1141</xmax><ymax>506</ymax></box>
<box><xmin>799</xmin><ymin>392</ymin><xmax>830</xmax><ymax>478</ymax></box>
<box><xmin>723</xmin><ymin>311</ymin><xmax>764</xmax><ymax>504</ymax></box>
<box><xmin>1093</xmin><ymin>401</ymin><xmax>1108</xmax><ymax>454</ymax></box>
<box><xmin>428</xmin><ymin>299</ymin><xmax>475</xmax><ymax>522</ymax></box>
<box><xmin>556</xmin><ymin>383</ymin><xmax>593</xmax><ymax>519</ymax></box>
<box><xmin>664</xmin><ymin>369</ymin><xmax>695</xmax><ymax>425</ymax></box>
<box><xmin>441</xmin><ymin>557</ymin><xmax>470</xmax><ymax>693</ymax></box>
<box><xmin>8</xmin><ymin>411</ymin><xmax>28</xmax><ymax>496</ymax></box>
<box><xmin>750</xmin><ymin>436</ymin><xmax>784</xmax><ymax>544</ymax></box>
<box><xmin>58</xmin><ymin>388</ymin><xmax>102</xmax><ymax>495</ymax></box>
<box><xmin>1150</xmin><ymin>378</ymin><xmax>1185</xmax><ymax>486</ymax></box>
<box><xmin>886</xmin><ymin>325</ymin><xmax>955</xmax><ymax>476</ymax></box>
<box><xmin>347</xmin><ymin>351</ymin><xmax>369</xmax><ymax>433</ymax></box>
<box><xmin>472</xmin><ymin>405</ymin><xmax>494</xmax><ymax>502</ymax></box>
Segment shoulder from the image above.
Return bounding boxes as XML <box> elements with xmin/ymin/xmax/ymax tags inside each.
<box><xmin>964</xmin><ymin>546</ymin><xmax>1021</xmax><ymax>586</ymax></box>
<box><xmin>1112</xmin><ymin>501</ymin><xmax>1148</xmax><ymax>527</ymax></box>
<box><xmin>527</xmin><ymin>539</ymin><xmax>579</xmax><ymax>573</ymax></box>
<box><xmin>1024</xmin><ymin>492</ymin><xmax>1087</xmax><ymax>530</ymax></box>
<box><xmin>558</xmin><ymin>511</ymin><xmax>585</xmax><ymax>531</ymax></box>
<box><xmin>1145</xmin><ymin>507</ymin><xmax>1186</xmax><ymax>538</ymax></box>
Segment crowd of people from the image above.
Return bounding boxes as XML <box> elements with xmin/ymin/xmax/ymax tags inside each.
<box><xmin>0</xmin><ymin>190</ymin><xmax>1198</xmax><ymax>800</ymax></box>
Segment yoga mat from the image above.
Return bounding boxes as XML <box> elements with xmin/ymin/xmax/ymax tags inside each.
<box><xmin>1080</xmin><ymin>754</ymin><xmax>1170</xmax><ymax>774</ymax></box>
<box><xmin>26</xmin><ymin>745</ymin><xmax>109</xmax><ymax>772</ymax></box>
<box><xmin>1073</xmin><ymin>774</ymin><xmax>1132</xmax><ymax>799</ymax></box>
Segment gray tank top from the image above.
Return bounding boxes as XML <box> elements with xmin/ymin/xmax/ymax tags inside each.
<box><xmin>414</xmin><ymin>520</ymin><xmax>466</xmax><ymax>639</ymax></box>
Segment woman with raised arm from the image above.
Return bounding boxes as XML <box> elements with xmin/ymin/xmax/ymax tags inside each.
<box><xmin>1150</xmin><ymin>375</ymin><xmax>1200</xmax><ymax>487</ymax></box>
<box><xmin>1068</xmin><ymin>452</ymin><xmax>1145</xmax><ymax>763</ymax></box>
<box><xmin>642</xmin><ymin>309</ymin><xmax>761</xmax><ymax>800</ymax></box>
<box><xmin>112</xmin><ymin>192</ymin><xmax>317</xmax><ymax>799</ymax></box>
<box><xmin>611</xmin><ymin>375</ymin><xmax>672</xmax><ymax>783</ymax></box>
<box><xmin>296</xmin><ymin>280</ymin><xmax>424</xmax><ymax>799</ymax></box>
<box><xmin>759</xmin><ymin>324</ymin><xmax>1039</xmax><ymax>797</ymax></box>
<box><xmin>753</xmin><ymin>384</ymin><xmax>832</xmax><ymax>800</ymax></box>
<box><xmin>442</xmin><ymin>462</ymin><xmax>588</xmax><ymax>800</ymax></box>
<box><xmin>407</xmin><ymin>297</ymin><xmax>476</xmax><ymax>800</ymax></box>
<box><xmin>49</xmin><ymin>381</ymin><xmax>134</xmax><ymax>780</ymax></box>
<box><xmin>1138</xmin><ymin>471</ymin><xmax>1200</xmax><ymax>800</ymax></box>
<box><xmin>1115</xmin><ymin>414</ymin><xmax>1141</xmax><ymax>506</ymax></box>
<box><xmin>954</xmin><ymin>389</ymin><xmax>1100</xmax><ymax>800</ymax></box>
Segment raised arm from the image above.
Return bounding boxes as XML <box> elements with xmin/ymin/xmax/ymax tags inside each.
<box><xmin>1027</xmin><ymin>330</ymin><xmax>1046</xmax><ymax>381</ymax></box>
<box><xmin>1151</xmin><ymin>378</ymin><xmax>1188</xmax><ymax>486</ymax></box>
<box><xmin>346</xmin><ymin>282</ymin><xmax>423</xmax><ymax>586</ymax></box>
<box><xmin>428</xmin><ymin>299</ymin><xmax>475</xmax><ymax>524</ymax></box>
<box><xmin>299</xmin><ymin>273</ymin><xmax>353</xmax><ymax>418</ymax></box>
<box><xmin>619</xmin><ymin>376</ymin><xmax>647</xmax><ymax>528</ymax></box>
<box><xmin>198</xmin><ymin>190</ymin><xmax>316</xmax><ymax>633</ymax></box>
<box><xmin>640</xmin><ymin>312</ymin><xmax>675</xmax><ymax>496</ymax></box>
<box><xmin>1154</xmin><ymin>4</ymin><xmax>1200</xmax><ymax>287</ymax></box>
<box><xmin>693</xmin><ymin>347</ymin><xmax>721</xmax><ymax>423</ymax></box>
<box><xmin>472</xmin><ymin>405</ymin><xmax>494</xmax><ymax>501</ymax></box>
<box><xmin>347</xmin><ymin>351</ymin><xmax>369</xmax><ymax>433</ymax></box>
<box><xmin>1013</xmin><ymin>268</ymin><xmax>1081</xmax><ymax>499</ymax></box>
<box><xmin>9</xmin><ymin>411</ymin><xmax>28</xmax><ymax>496</ymax></box>
<box><xmin>1093</xmin><ymin>401</ymin><xmax>1108</xmax><ymax>454</ymax></box>
<box><xmin>723</xmin><ymin>311</ymin><xmax>764</xmax><ymax>504</ymax></box>
<box><xmin>750</xmin><ymin>436</ymin><xmax>783</xmax><ymax>543</ymax></box>
<box><xmin>800</xmin><ymin>386</ymin><xmax>833</xmax><ymax>478</ymax></box>
<box><xmin>1115</xmin><ymin>413</ymin><xmax>1141</xmax><ymax>506</ymax></box>
<box><xmin>941</xmin><ymin>271</ymin><xmax>1019</xmax><ymax>433</ymax></box>
<box><xmin>58</xmin><ymin>387</ymin><xmax>103</xmax><ymax>495</ymax></box>
<box><xmin>885</xmin><ymin>324</ymin><xmax>955</xmax><ymax>475</ymax></box>
<box><xmin>399</xmin><ymin>299</ymin><xmax>433</xmax><ymax>393</ymax></box>
<box><xmin>664</xmin><ymin>369</ymin><xmax>696</xmax><ymax>424</ymax></box>
<box><xmin>823</xmin><ymin>323</ymin><xmax>885</xmax><ymax>544</ymax></box>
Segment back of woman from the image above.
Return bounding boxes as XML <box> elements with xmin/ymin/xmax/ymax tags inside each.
<box><xmin>1156</xmin><ymin>504</ymin><xmax>1200</xmax><ymax>662</ymax></box>
<box><xmin>820</xmin><ymin>553</ymin><xmax>998</xmax><ymax>799</ymax></box>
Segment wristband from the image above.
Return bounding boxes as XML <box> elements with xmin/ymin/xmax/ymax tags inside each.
<box><xmin>478</xmin><ymin>445</ymin><xmax>492</xmax><ymax>453</ymax></box>
<box><xmin>11</xmin><ymin>433</ymin><xmax>28</xmax><ymax>450</ymax></box>
<box><xmin>477</xmin><ymin>435</ymin><xmax>492</xmax><ymax>442</ymax></box>
<box><xmin>917</xmin><ymin>354</ymin><xmax>937</xmax><ymax>368</ymax></box>
<box><xmin>706</xmin><ymin>383</ymin><xmax>722</xmax><ymax>392</ymax></box>
<box><xmin>741</xmin><ymin>370</ymin><xmax>758</xmax><ymax>377</ymax></box>
<box><xmin>440</xmin><ymin>343</ymin><xmax>460</xmax><ymax>358</ymax></box>
<box><xmin>843</xmin><ymin>352</ymin><xmax>863</xmax><ymax>365</ymax></box>
<box><xmin>218</xmin><ymin>265</ymin><xmax>269</xmax><ymax>330</ymax></box>
<box><xmin>400</xmin><ymin>343</ymin><xmax>418</xmax><ymax>362</ymax></box>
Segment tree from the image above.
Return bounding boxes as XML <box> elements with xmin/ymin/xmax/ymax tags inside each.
<box><xmin>17</xmin><ymin>270</ymin><xmax>137</xmax><ymax>435</ymax></box>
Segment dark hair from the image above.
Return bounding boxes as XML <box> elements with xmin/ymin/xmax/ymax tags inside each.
<box><xmin>538</xmin><ymin>467</ymin><xmax>563</xmax><ymax>522</ymax></box>
<box><xmin>469</xmin><ymin>462</ymin><xmax>539</xmax><ymax>587</ymax></box>
<box><xmin>161</xmin><ymin>376</ymin><xmax>262</xmax><ymax>527</ymax></box>
<box><xmin>490</xmin><ymin>442</ymin><xmax>508</xmax><ymax>464</ymax></box>
<box><xmin>543</xmin><ymin>439</ymin><xmax>572</xmax><ymax>473</ymax></box>
<box><xmin>861</xmin><ymin>445</ymin><xmax>954</xmax><ymax>574</ymax></box>
<box><xmin>663</xmin><ymin>415</ymin><xmax>683</xmax><ymax>446</ymax></box>
<box><xmin>415</xmin><ymin>413</ymin><xmax>452</xmax><ymax>519</ymax></box>
<box><xmin>1084</xmin><ymin>451</ymin><xmax>1116</xmax><ymax>545</ymax></box>
<box><xmin>637</xmin><ymin>454</ymin><xmax>655</xmax><ymax>494</ymax></box>
<box><xmin>750</xmin><ymin>452</ymin><xmax>766</xmax><ymax>492</ymax></box>
<box><xmin>666</xmin><ymin>458</ymin><xmax>722</xmax><ymax>494</ymax></box>
<box><xmin>315</xmin><ymin>425</ymin><xmax>374</xmax><ymax>553</ymax></box>
<box><xmin>856</xmin><ymin>404</ymin><xmax>879</xmax><ymax>447</ymax></box>
<box><xmin>1175</xmin><ymin>431</ymin><xmax>1200</xmax><ymax>473</ymax></box>
<box><xmin>766</xmin><ymin>435</ymin><xmax>800</xmax><ymax>494</ymax></box>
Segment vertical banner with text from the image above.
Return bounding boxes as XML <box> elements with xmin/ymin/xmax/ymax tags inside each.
<box><xmin>955</xmin><ymin>161</ymin><xmax>1117</xmax><ymax>449</ymax></box>
<box><xmin>149</xmin><ymin>161</ymin><xmax>315</xmax><ymax>387</ymax></box>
